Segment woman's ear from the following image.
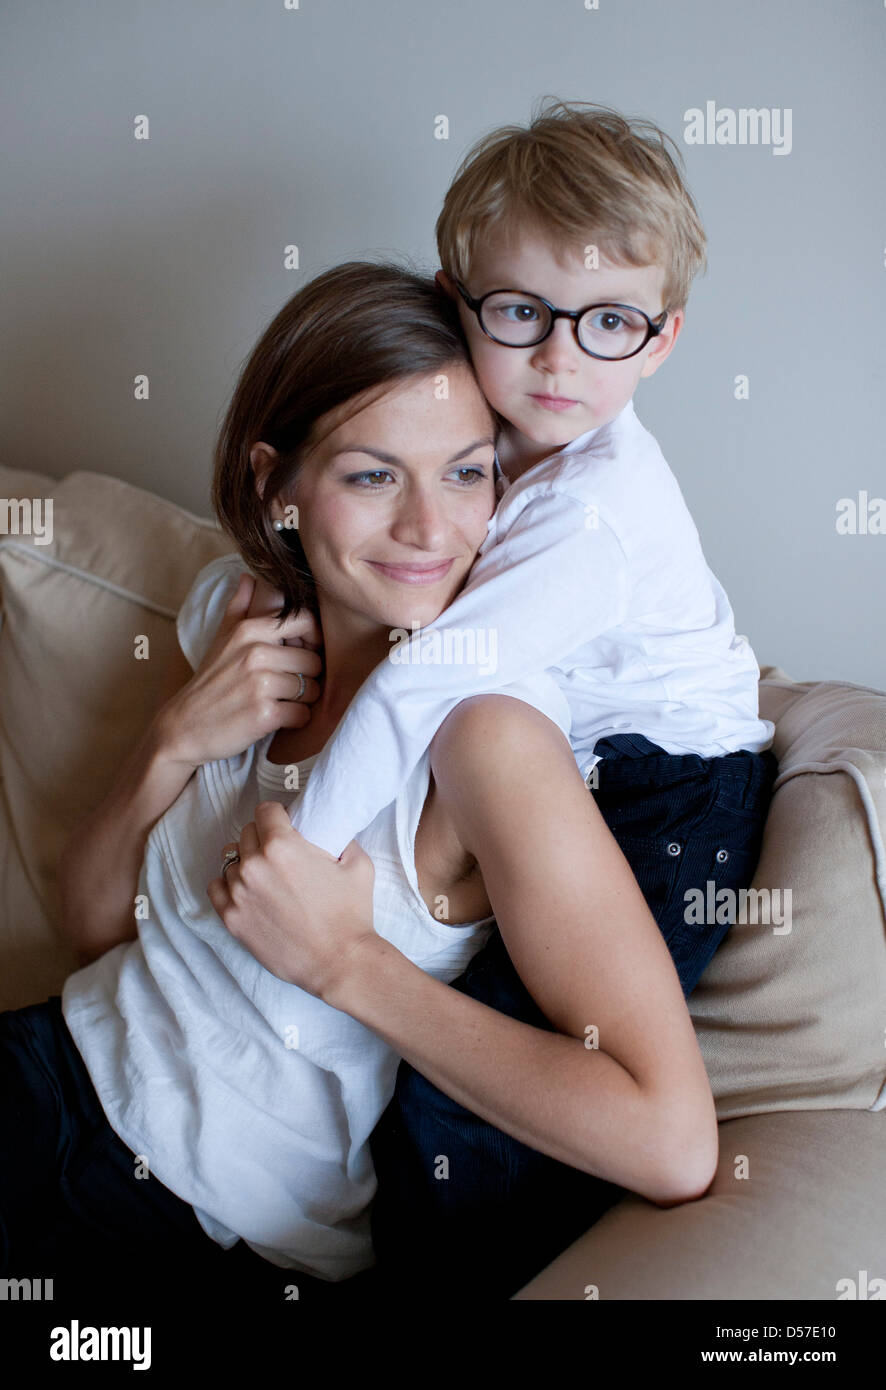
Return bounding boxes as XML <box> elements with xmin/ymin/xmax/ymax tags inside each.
<box><xmin>250</xmin><ymin>442</ymin><xmax>279</xmax><ymax>500</ymax></box>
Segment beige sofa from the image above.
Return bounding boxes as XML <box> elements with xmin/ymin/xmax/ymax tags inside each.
<box><xmin>1</xmin><ymin>463</ymin><xmax>884</xmax><ymax>1301</ymax></box>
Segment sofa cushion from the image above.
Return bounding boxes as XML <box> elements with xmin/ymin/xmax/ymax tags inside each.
<box><xmin>691</xmin><ymin>674</ymin><xmax>886</xmax><ymax>1117</ymax></box>
<box><xmin>513</xmin><ymin>1109</ymin><xmax>886</xmax><ymax>1299</ymax></box>
<box><xmin>0</xmin><ymin>466</ymin><xmax>234</xmax><ymax>1008</ymax></box>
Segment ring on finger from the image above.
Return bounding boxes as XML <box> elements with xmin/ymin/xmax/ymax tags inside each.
<box><xmin>221</xmin><ymin>848</ymin><xmax>241</xmax><ymax>880</ymax></box>
<box><xmin>293</xmin><ymin>671</ymin><xmax>306</xmax><ymax>702</ymax></box>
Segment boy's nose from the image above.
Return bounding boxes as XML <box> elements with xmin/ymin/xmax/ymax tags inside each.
<box><xmin>528</xmin><ymin>317</ymin><xmax>582</xmax><ymax>376</ymax></box>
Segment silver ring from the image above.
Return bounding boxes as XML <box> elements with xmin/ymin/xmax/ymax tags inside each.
<box><xmin>294</xmin><ymin>671</ymin><xmax>307</xmax><ymax>702</ymax></box>
<box><xmin>221</xmin><ymin>849</ymin><xmax>241</xmax><ymax>880</ymax></box>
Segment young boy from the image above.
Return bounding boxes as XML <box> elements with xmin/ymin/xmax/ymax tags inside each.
<box><xmin>294</xmin><ymin>99</ymin><xmax>779</xmax><ymax>1294</ymax></box>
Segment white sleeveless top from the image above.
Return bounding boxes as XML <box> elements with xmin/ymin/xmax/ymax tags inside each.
<box><xmin>62</xmin><ymin>554</ymin><xmax>515</xmax><ymax>1281</ymax></box>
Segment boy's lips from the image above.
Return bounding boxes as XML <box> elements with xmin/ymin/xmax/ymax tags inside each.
<box><xmin>366</xmin><ymin>558</ymin><xmax>455</xmax><ymax>585</ymax></box>
<box><xmin>530</xmin><ymin>393</ymin><xmax>580</xmax><ymax>411</ymax></box>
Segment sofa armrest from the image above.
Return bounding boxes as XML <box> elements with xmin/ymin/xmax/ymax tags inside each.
<box><xmin>512</xmin><ymin>1109</ymin><xmax>886</xmax><ymax>1300</ymax></box>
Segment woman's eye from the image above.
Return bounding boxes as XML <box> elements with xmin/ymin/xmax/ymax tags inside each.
<box><xmin>348</xmin><ymin>467</ymin><xmax>486</xmax><ymax>487</ymax></box>
<box><xmin>348</xmin><ymin>470</ymin><xmax>392</xmax><ymax>487</ymax></box>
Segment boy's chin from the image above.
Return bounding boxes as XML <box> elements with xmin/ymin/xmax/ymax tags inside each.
<box><xmin>504</xmin><ymin>407</ymin><xmax>582</xmax><ymax>441</ymax></box>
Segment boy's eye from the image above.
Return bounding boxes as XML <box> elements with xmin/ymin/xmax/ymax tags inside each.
<box><xmin>496</xmin><ymin>302</ymin><xmax>541</xmax><ymax>323</ymax></box>
<box><xmin>587</xmin><ymin>308</ymin><xmax>644</xmax><ymax>334</ymax></box>
<box><xmin>593</xmin><ymin>312</ymin><xmax>625</xmax><ymax>332</ymax></box>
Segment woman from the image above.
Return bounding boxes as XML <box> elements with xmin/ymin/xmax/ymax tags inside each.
<box><xmin>1</xmin><ymin>262</ymin><xmax>716</xmax><ymax>1301</ymax></box>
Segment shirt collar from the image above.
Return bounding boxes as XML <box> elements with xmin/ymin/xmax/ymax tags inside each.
<box><xmin>492</xmin><ymin>399</ymin><xmax>636</xmax><ymax>489</ymax></box>
<box><xmin>556</xmin><ymin>398</ymin><xmax>635</xmax><ymax>458</ymax></box>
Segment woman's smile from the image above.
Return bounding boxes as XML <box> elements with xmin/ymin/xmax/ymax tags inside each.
<box><xmin>365</xmin><ymin>557</ymin><xmax>456</xmax><ymax>585</ymax></box>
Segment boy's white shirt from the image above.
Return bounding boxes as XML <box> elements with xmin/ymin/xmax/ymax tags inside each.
<box><xmin>291</xmin><ymin>398</ymin><xmax>775</xmax><ymax>858</ymax></box>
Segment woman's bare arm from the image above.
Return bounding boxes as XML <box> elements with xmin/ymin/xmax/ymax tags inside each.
<box><xmin>325</xmin><ymin>694</ymin><xmax>718</xmax><ymax>1206</ymax></box>
<box><xmin>58</xmin><ymin>574</ymin><xmax>321</xmax><ymax>965</ymax></box>
<box><xmin>57</xmin><ymin>717</ymin><xmax>199</xmax><ymax>967</ymax></box>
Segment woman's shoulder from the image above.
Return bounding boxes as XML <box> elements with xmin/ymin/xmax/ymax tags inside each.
<box><xmin>426</xmin><ymin>687</ymin><xmax>578</xmax><ymax>852</ymax></box>
<box><xmin>176</xmin><ymin>552</ymin><xmax>250</xmax><ymax>672</ymax></box>
<box><xmin>432</xmin><ymin>678</ymin><xmax>573</xmax><ymax>764</ymax></box>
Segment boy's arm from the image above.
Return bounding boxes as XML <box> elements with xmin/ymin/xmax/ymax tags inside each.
<box><xmin>290</xmin><ymin>491</ymin><xmax>629</xmax><ymax>856</ymax></box>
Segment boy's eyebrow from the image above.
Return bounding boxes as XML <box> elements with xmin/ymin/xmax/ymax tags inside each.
<box><xmin>474</xmin><ymin>278</ymin><xmax>658</xmax><ymax>312</ymax></box>
<box><xmin>330</xmin><ymin>437</ymin><xmax>497</xmax><ymax>466</ymax></box>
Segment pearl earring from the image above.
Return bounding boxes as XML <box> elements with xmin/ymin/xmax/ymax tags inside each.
<box><xmin>272</xmin><ymin>520</ymin><xmax>285</xmax><ymax>532</ymax></box>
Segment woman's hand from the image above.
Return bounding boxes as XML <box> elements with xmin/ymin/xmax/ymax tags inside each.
<box><xmin>157</xmin><ymin>572</ymin><xmax>324</xmax><ymax>769</ymax></box>
<box><xmin>206</xmin><ymin>801</ymin><xmax>377</xmax><ymax>1000</ymax></box>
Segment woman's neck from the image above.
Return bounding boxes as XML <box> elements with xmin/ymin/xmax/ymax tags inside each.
<box><xmin>268</xmin><ymin>600</ymin><xmax>394</xmax><ymax>763</ymax></box>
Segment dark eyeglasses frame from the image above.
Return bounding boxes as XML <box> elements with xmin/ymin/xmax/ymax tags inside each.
<box><xmin>453</xmin><ymin>278</ymin><xmax>668</xmax><ymax>361</ymax></box>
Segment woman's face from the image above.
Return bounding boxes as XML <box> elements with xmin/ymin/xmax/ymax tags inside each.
<box><xmin>270</xmin><ymin>365</ymin><xmax>498</xmax><ymax>634</ymax></box>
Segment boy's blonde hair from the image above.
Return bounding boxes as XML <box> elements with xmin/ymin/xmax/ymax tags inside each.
<box><xmin>436</xmin><ymin>97</ymin><xmax>707</xmax><ymax>313</ymax></box>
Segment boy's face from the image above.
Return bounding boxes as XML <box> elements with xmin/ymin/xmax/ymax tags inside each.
<box><xmin>438</xmin><ymin>231</ymin><xmax>684</xmax><ymax>471</ymax></box>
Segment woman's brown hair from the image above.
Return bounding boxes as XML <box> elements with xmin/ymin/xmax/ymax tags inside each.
<box><xmin>211</xmin><ymin>260</ymin><xmax>478</xmax><ymax>624</ymax></box>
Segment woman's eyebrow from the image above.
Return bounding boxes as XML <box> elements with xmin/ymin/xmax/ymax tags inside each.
<box><xmin>332</xmin><ymin>437</ymin><xmax>496</xmax><ymax>466</ymax></box>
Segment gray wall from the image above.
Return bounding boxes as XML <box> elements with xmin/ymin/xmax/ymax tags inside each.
<box><xmin>2</xmin><ymin>0</ymin><xmax>884</xmax><ymax>685</ymax></box>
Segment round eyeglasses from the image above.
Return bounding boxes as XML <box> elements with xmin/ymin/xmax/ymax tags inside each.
<box><xmin>454</xmin><ymin>279</ymin><xmax>668</xmax><ymax>361</ymax></box>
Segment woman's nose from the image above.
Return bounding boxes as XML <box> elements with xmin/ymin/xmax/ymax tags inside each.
<box><xmin>389</xmin><ymin>489</ymin><xmax>449</xmax><ymax>550</ymax></box>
